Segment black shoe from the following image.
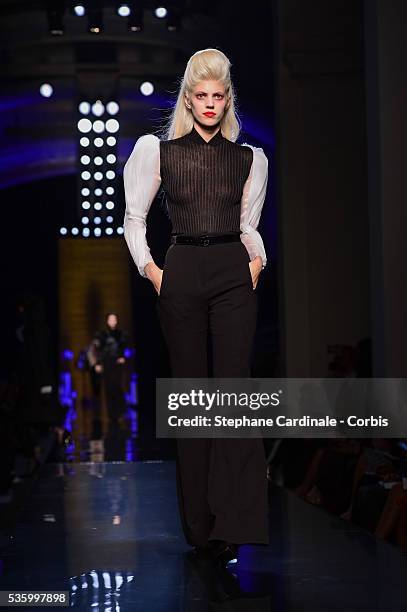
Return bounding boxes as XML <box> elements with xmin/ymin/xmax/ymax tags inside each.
<box><xmin>211</xmin><ymin>541</ymin><xmax>239</xmax><ymax>567</ymax></box>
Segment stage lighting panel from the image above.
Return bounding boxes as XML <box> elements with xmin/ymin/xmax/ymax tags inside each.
<box><xmin>78</xmin><ymin>118</ymin><xmax>92</xmax><ymax>133</ymax></box>
<box><xmin>40</xmin><ymin>83</ymin><xmax>53</xmax><ymax>97</ymax></box>
<box><xmin>79</xmin><ymin>102</ymin><xmax>90</xmax><ymax>115</ymax></box>
<box><xmin>93</xmin><ymin>120</ymin><xmax>105</xmax><ymax>133</ymax></box>
<box><xmin>118</xmin><ymin>4</ymin><xmax>131</xmax><ymax>17</ymax></box>
<box><xmin>106</xmin><ymin>102</ymin><xmax>119</xmax><ymax>115</ymax></box>
<box><xmin>140</xmin><ymin>81</ymin><xmax>154</xmax><ymax>96</ymax></box>
<box><xmin>155</xmin><ymin>7</ymin><xmax>167</xmax><ymax>18</ymax></box>
<box><xmin>92</xmin><ymin>101</ymin><xmax>105</xmax><ymax>116</ymax></box>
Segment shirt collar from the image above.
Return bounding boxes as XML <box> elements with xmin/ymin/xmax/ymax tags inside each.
<box><xmin>186</xmin><ymin>125</ymin><xmax>224</xmax><ymax>146</ymax></box>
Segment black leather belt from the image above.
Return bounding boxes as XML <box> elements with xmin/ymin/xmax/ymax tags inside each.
<box><xmin>171</xmin><ymin>233</ymin><xmax>241</xmax><ymax>247</ymax></box>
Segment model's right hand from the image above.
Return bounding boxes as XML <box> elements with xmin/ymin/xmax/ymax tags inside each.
<box><xmin>144</xmin><ymin>262</ymin><xmax>163</xmax><ymax>295</ymax></box>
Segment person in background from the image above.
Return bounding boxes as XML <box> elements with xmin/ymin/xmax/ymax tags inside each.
<box><xmin>90</xmin><ymin>313</ymin><xmax>128</xmax><ymax>426</ymax></box>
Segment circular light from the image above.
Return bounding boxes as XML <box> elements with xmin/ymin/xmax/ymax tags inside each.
<box><xmin>40</xmin><ymin>83</ymin><xmax>53</xmax><ymax>98</ymax></box>
<box><xmin>106</xmin><ymin>227</ymin><xmax>113</xmax><ymax>235</ymax></box>
<box><xmin>72</xmin><ymin>227</ymin><xmax>79</xmax><ymax>235</ymax></box>
<box><xmin>105</xmin><ymin>119</ymin><xmax>119</xmax><ymax>133</ymax></box>
<box><xmin>106</xmin><ymin>201</ymin><xmax>115</xmax><ymax>210</ymax></box>
<box><xmin>106</xmin><ymin>136</ymin><xmax>116</xmax><ymax>146</ymax></box>
<box><xmin>93</xmin><ymin>120</ymin><xmax>105</xmax><ymax>134</ymax></box>
<box><xmin>78</xmin><ymin>118</ymin><xmax>92</xmax><ymax>133</ymax></box>
<box><xmin>79</xmin><ymin>102</ymin><xmax>90</xmax><ymax>115</ymax></box>
<box><xmin>117</xmin><ymin>227</ymin><xmax>124</xmax><ymax>234</ymax></box>
<box><xmin>94</xmin><ymin>202</ymin><xmax>102</xmax><ymax>210</ymax></box>
<box><xmin>94</xmin><ymin>228</ymin><xmax>102</xmax><ymax>237</ymax></box>
<box><xmin>81</xmin><ymin>171</ymin><xmax>91</xmax><ymax>180</ymax></box>
<box><xmin>60</xmin><ymin>227</ymin><xmax>67</xmax><ymax>235</ymax></box>
<box><xmin>155</xmin><ymin>7</ymin><xmax>167</xmax><ymax>18</ymax></box>
<box><xmin>140</xmin><ymin>81</ymin><xmax>154</xmax><ymax>96</ymax></box>
<box><xmin>74</xmin><ymin>5</ymin><xmax>85</xmax><ymax>17</ymax></box>
<box><xmin>106</xmin><ymin>170</ymin><xmax>115</xmax><ymax>180</ymax></box>
<box><xmin>107</xmin><ymin>154</ymin><xmax>116</xmax><ymax>164</ymax></box>
<box><xmin>82</xmin><ymin>201</ymin><xmax>91</xmax><ymax>209</ymax></box>
<box><xmin>94</xmin><ymin>137</ymin><xmax>104</xmax><ymax>147</ymax></box>
<box><xmin>117</xmin><ymin>4</ymin><xmax>131</xmax><ymax>17</ymax></box>
<box><xmin>94</xmin><ymin>216</ymin><xmax>101</xmax><ymax>224</ymax></box>
<box><xmin>94</xmin><ymin>188</ymin><xmax>103</xmax><ymax>196</ymax></box>
<box><xmin>106</xmin><ymin>102</ymin><xmax>119</xmax><ymax>115</ymax></box>
<box><xmin>94</xmin><ymin>156</ymin><xmax>103</xmax><ymax>166</ymax></box>
<box><xmin>80</xmin><ymin>137</ymin><xmax>90</xmax><ymax>147</ymax></box>
<box><xmin>80</xmin><ymin>155</ymin><xmax>90</xmax><ymax>165</ymax></box>
<box><xmin>106</xmin><ymin>215</ymin><xmax>113</xmax><ymax>223</ymax></box>
<box><xmin>82</xmin><ymin>228</ymin><xmax>90</xmax><ymax>237</ymax></box>
<box><xmin>81</xmin><ymin>188</ymin><xmax>90</xmax><ymax>196</ymax></box>
<box><xmin>106</xmin><ymin>186</ymin><xmax>114</xmax><ymax>195</ymax></box>
<box><xmin>92</xmin><ymin>101</ymin><xmax>105</xmax><ymax>117</ymax></box>
<box><xmin>81</xmin><ymin>216</ymin><xmax>89</xmax><ymax>225</ymax></box>
<box><xmin>94</xmin><ymin>172</ymin><xmax>103</xmax><ymax>181</ymax></box>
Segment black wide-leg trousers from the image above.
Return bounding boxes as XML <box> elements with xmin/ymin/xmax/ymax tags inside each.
<box><xmin>156</xmin><ymin>240</ymin><xmax>269</xmax><ymax>547</ymax></box>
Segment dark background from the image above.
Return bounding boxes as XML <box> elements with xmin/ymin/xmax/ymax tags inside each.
<box><xmin>0</xmin><ymin>0</ymin><xmax>406</xmax><ymax>385</ymax></box>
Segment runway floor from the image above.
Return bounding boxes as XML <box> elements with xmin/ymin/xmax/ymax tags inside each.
<box><xmin>0</xmin><ymin>457</ymin><xmax>406</xmax><ymax>611</ymax></box>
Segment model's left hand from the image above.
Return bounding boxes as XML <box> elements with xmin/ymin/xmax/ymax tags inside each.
<box><xmin>116</xmin><ymin>357</ymin><xmax>126</xmax><ymax>364</ymax></box>
<box><xmin>249</xmin><ymin>256</ymin><xmax>263</xmax><ymax>289</ymax></box>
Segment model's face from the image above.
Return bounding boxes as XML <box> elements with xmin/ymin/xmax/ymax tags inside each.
<box><xmin>185</xmin><ymin>80</ymin><xmax>229</xmax><ymax>128</ymax></box>
<box><xmin>107</xmin><ymin>314</ymin><xmax>118</xmax><ymax>328</ymax></box>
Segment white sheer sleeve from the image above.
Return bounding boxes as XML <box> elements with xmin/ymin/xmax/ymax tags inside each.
<box><xmin>239</xmin><ymin>145</ymin><xmax>268</xmax><ymax>269</ymax></box>
<box><xmin>123</xmin><ymin>134</ymin><xmax>161</xmax><ymax>278</ymax></box>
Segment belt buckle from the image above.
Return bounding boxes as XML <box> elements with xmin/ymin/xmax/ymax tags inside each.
<box><xmin>200</xmin><ymin>235</ymin><xmax>210</xmax><ymax>247</ymax></box>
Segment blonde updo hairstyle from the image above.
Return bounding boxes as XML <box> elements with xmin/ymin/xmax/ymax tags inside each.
<box><xmin>164</xmin><ymin>48</ymin><xmax>241</xmax><ymax>142</ymax></box>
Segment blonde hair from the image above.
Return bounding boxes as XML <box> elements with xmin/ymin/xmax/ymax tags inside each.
<box><xmin>163</xmin><ymin>48</ymin><xmax>241</xmax><ymax>142</ymax></box>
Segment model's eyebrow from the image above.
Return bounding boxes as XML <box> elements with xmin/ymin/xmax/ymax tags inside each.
<box><xmin>195</xmin><ymin>91</ymin><xmax>225</xmax><ymax>95</ymax></box>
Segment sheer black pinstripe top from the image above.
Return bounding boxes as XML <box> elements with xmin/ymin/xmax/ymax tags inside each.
<box><xmin>159</xmin><ymin>125</ymin><xmax>254</xmax><ymax>236</ymax></box>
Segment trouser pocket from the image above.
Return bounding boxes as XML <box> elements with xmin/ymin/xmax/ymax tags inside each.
<box><xmin>158</xmin><ymin>244</ymin><xmax>175</xmax><ymax>297</ymax></box>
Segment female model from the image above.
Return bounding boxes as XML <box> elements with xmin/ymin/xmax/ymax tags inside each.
<box><xmin>123</xmin><ymin>48</ymin><xmax>269</xmax><ymax>566</ymax></box>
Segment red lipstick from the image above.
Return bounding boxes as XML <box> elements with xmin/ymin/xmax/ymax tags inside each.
<box><xmin>203</xmin><ymin>112</ymin><xmax>216</xmax><ymax>117</ymax></box>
